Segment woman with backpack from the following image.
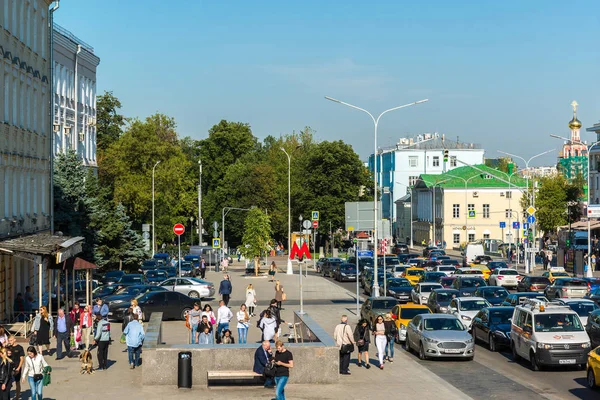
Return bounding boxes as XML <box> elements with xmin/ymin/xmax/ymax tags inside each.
<box><xmin>383</xmin><ymin>313</ymin><xmax>397</xmax><ymax>363</ymax></box>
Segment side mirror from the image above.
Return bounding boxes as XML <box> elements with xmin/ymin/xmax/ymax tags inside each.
<box><xmin>450</xmin><ymin>307</ymin><xmax>458</xmax><ymax>313</ymax></box>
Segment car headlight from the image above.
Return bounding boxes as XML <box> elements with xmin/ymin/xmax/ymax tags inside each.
<box><xmin>493</xmin><ymin>330</ymin><xmax>507</xmax><ymax>338</ymax></box>
<box><xmin>423</xmin><ymin>336</ymin><xmax>438</xmax><ymax>344</ymax></box>
<box><xmin>341</xmin><ymin>273</ymin><xmax>347</xmax><ymax>276</ymax></box>
<box><xmin>582</xmin><ymin>342</ymin><xmax>591</xmax><ymax>349</ymax></box>
<box><xmin>421</xmin><ymin>296</ymin><xmax>428</xmax><ymax>300</ymax></box>
<box><xmin>461</xmin><ymin>315</ymin><xmax>472</xmax><ymax>321</ymax></box>
<box><xmin>399</xmin><ymin>323</ymin><xmax>406</xmax><ymax>330</ymax></box>
<box><xmin>112</xmin><ymin>300</ymin><xmax>124</xmax><ymax>305</ymax></box>
<box><xmin>465</xmin><ymin>338</ymin><xmax>474</xmax><ymax>344</ymax></box>
<box><xmin>439</xmin><ymin>306</ymin><xmax>448</xmax><ymax>312</ymax></box>
<box><xmin>389</xmin><ymin>290</ymin><xmax>396</xmax><ymax>295</ymax></box>
<box><xmin>537</xmin><ymin>343</ymin><xmax>551</xmax><ymax>350</ymax></box>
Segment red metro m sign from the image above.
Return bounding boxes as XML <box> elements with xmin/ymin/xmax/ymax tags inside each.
<box><xmin>289</xmin><ymin>242</ymin><xmax>311</xmax><ymax>260</ymax></box>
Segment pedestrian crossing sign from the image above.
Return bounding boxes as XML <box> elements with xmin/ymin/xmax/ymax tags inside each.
<box><xmin>212</xmin><ymin>238</ymin><xmax>220</xmax><ymax>249</ymax></box>
<box><xmin>312</xmin><ymin>211</ymin><xmax>319</xmax><ymax>221</ymax></box>
<box><xmin>468</xmin><ymin>210</ymin><xmax>476</xmax><ymax>218</ymax></box>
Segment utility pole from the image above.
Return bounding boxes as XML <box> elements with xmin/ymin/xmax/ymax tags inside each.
<box><xmin>198</xmin><ymin>159</ymin><xmax>202</xmax><ymax>246</ymax></box>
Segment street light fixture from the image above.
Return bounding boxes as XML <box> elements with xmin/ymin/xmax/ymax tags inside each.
<box><xmin>152</xmin><ymin>160</ymin><xmax>161</xmax><ymax>256</ymax></box>
<box><xmin>281</xmin><ymin>148</ymin><xmax>292</xmax><ymax>274</ymax></box>
<box><xmin>325</xmin><ymin>96</ymin><xmax>428</xmax><ymax>297</ymax></box>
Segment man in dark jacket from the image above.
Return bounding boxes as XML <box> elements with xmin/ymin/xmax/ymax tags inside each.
<box><xmin>53</xmin><ymin>308</ymin><xmax>74</xmax><ymax>360</ymax></box>
<box><xmin>218</xmin><ymin>274</ymin><xmax>232</xmax><ymax>306</ymax></box>
<box><xmin>253</xmin><ymin>340</ymin><xmax>274</xmax><ymax>388</ymax></box>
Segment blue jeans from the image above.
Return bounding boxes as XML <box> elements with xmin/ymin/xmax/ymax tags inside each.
<box><xmin>237</xmin><ymin>326</ymin><xmax>248</xmax><ymax>344</ymax></box>
<box><xmin>275</xmin><ymin>376</ymin><xmax>288</xmax><ymax>400</ymax></box>
<box><xmin>190</xmin><ymin>323</ymin><xmax>199</xmax><ymax>344</ymax></box>
<box><xmin>263</xmin><ymin>376</ymin><xmax>275</xmax><ymax>387</ymax></box>
<box><xmin>217</xmin><ymin>322</ymin><xmax>229</xmax><ymax>338</ymax></box>
<box><xmin>28</xmin><ymin>376</ymin><xmax>43</xmax><ymax>400</ymax></box>
<box><xmin>385</xmin><ymin>337</ymin><xmax>394</xmax><ymax>359</ymax></box>
<box><xmin>128</xmin><ymin>345</ymin><xmax>142</xmax><ymax>366</ymax></box>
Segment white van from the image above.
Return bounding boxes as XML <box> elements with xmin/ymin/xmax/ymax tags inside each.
<box><xmin>510</xmin><ymin>299</ymin><xmax>591</xmax><ymax>371</ymax></box>
<box><xmin>463</xmin><ymin>244</ymin><xmax>485</xmax><ymax>264</ymax></box>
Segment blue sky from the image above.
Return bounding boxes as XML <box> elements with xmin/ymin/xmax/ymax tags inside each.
<box><xmin>55</xmin><ymin>0</ymin><xmax>600</xmax><ymax>166</ymax></box>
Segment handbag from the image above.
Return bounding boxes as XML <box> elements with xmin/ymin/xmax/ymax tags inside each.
<box><xmin>341</xmin><ymin>343</ymin><xmax>354</xmax><ymax>354</ymax></box>
<box><xmin>264</xmin><ymin>361</ymin><xmax>277</xmax><ymax>378</ymax></box>
<box><xmin>29</xmin><ymin>333</ymin><xmax>37</xmax><ymax>346</ymax></box>
<box><xmin>32</xmin><ymin>359</ymin><xmax>43</xmax><ymax>382</ymax></box>
<box><xmin>356</xmin><ymin>326</ymin><xmax>367</xmax><ymax>347</ymax></box>
<box><xmin>120</xmin><ymin>333</ymin><xmax>126</xmax><ymax>344</ymax></box>
<box><xmin>281</xmin><ymin>292</ymin><xmax>287</xmax><ymax>301</ymax></box>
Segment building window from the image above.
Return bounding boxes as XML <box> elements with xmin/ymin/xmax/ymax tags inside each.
<box><xmin>468</xmin><ymin>204</ymin><xmax>475</xmax><ymax>214</ymax></box>
<box><xmin>506</xmin><ymin>191</ymin><xmax>512</xmax><ymax>199</ymax></box>
<box><xmin>483</xmin><ymin>233</ymin><xmax>490</xmax><ymax>239</ymax></box>
<box><xmin>468</xmin><ymin>233</ymin><xmax>475</xmax><ymax>242</ymax></box>
<box><xmin>453</xmin><ymin>204</ymin><xmax>460</xmax><ymax>218</ymax></box>
<box><xmin>433</xmin><ymin>156</ymin><xmax>440</xmax><ymax>167</ymax></box>
<box><xmin>409</xmin><ymin>176</ymin><xmax>419</xmax><ymax>186</ymax></box>
<box><xmin>409</xmin><ymin>156</ymin><xmax>418</xmax><ymax>167</ymax></box>
<box><xmin>505</xmin><ymin>209</ymin><xmax>512</xmax><ymax>218</ymax></box>
<box><xmin>453</xmin><ymin>233</ymin><xmax>460</xmax><ymax>244</ymax></box>
<box><xmin>483</xmin><ymin>174</ymin><xmax>493</xmax><ymax>180</ymax></box>
<box><xmin>483</xmin><ymin>204</ymin><xmax>490</xmax><ymax>218</ymax></box>
<box><xmin>450</xmin><ymin>156</ymin><xmax>457</xmax><ymax>167</ymax></box>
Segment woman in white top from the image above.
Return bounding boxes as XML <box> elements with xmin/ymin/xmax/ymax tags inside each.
<box><xmin>245</xmin><ymin>284</ymin><xmax>257</xmax><ymax>316</ymax></box>
<box><xmin>21</xmin><ymin>346</ymin><xmax>48</xmax><ymax>400</ymax></box>
<box><xmin>236</xmin><ymin>304</ymin><xmax>250</xmax><ymax>344</ymax></box>
<box><xmin>202</xmin><ymin>304</ymin><xmax>216</xmax><ymax>325</ymax></box>
<box><xmin>259</xmin><ymin>309</ymin><xmax>277</xmax><ymax>342</ymax></box>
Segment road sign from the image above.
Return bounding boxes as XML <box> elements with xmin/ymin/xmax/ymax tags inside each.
<box><xmin>527</xmin><ymin>215</ymin><xmax>536</xmax><ymax>224</ymax></box>
<box><xmin>213</xmin><ymin>230</ymin><xmax>219</xmax><ymax>238</ymax></box>
<box><xmin>142</xmin><ymin>224</ymin><xmax>150</xmax><ymax>232</ymax></box>
<box><xmin>212</xmin><ymin>238</ymin><xmax>221</xmax><ymax>249</ymax></box>
<box><xmin>588</xmin><ymin>205</ymin><xmax>600</xmax><ymax>218</ymax></box>
<box><xmin>312</xmin><ymin>211</ymin><xmax>319</xmax><ymax>221</ymax></box>
<box><xmin>347</xmin><ymin>226</ymin><xmax>355</xmax><ymax>231</ymax></box>
<box><xmin>357</xmin><ymin>250</ymin><xmax>373</xmax><ymax>257</ymax></box>
<box><xmin>213</xmin><ymin>221</ymin><xmax>219</xmax><ymax>230</ymax></box>
<box><xmin>499</xmin><ymin>222</ymin><xmax>506</xmax><ymax>228</ymax></box>
<box><xmin>523</xmin><ymin>223</ymin><xmax>529</xmax><ymax>230</ymax></box>
<box><xmin>526</xmin><ymin>247</ymin><xmax>539</xmax><ymax>253</ymax></box>
<box><xmin>513</xmin><ymin>222</ymin><xmax>520</xmax><ymax>229</ymax></box>
<box><xmin>526</xmin><ymin>206</ymin><xmax>536</xmax><ymax>215</ymax></box>
<box><xmin>468</xmin><ymin>210</ymin><xmax>476</xmax><ymax>218</ymax></box>
<box><xmin>312</xmin><ymin>220</ymin><xmax>319</xmax><ymax>229</ymax></box>
<box><xmin>173</xmin><ymin>223</ymin><xmax>185</xmax><ymax>236</ymax></box>
<box><xmin>142</xmin><ymin>231</ymin><xmax>150</xmax><ymax>240</ymax></box>
<box><xmin>302</xmin><ymin>220</ymin><xmax>312</xmax><ymax>230</ymax></box>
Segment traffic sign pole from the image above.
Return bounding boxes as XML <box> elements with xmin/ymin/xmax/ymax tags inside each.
<box><xmin>178</xmin><ymin>234</ymin><xmax>181</xmax><ymax>278</ymax></box>
<box><xmin>173</xmin><ymin>223</ymin><xmax>186</xmax><ymax>277</ymax></box>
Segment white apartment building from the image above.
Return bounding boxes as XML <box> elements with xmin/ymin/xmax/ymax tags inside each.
<box><xmin>587</xmin><ymin>121</ymin><xmax>600</xmax><ymax>204</ymax></box>
<box><xmin>52</xmin><ymin>23</ymin><xmax>100</xmax><ymax>167</ymax></box>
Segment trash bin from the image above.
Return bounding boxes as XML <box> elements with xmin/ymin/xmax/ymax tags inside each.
<box><xmin>178</xmin><ymin>351</ymin><xmax>192</xmax><ymax>388</ymax></box>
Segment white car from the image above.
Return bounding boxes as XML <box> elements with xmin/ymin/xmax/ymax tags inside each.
<box><xmin>452</xmin><ymin>268</ymin><xmax>485</xmax><ymax>279</ymax></box>
<box><xmin>159</xmin><ymin>277</ymin><xmax>215</xmax><ymax>299</ymax></box>
<box><xmin>446</xmin><ymin>297</ymin><xmax>491</xmax><ymax>329</ymax></box>
<box><xmin>435</xmin><ymin>265</ymin><xmax>457</xmax><ymax>276</ymax></box>
<box><xmin>556</xmin><ymin>299</ymin><xmax>599</xmax><ymax>325</ymax></box>
<box><xmin>488</xmin><ymin>268</ymin><xmax>521</xmax><ymax>289</ymax></box>
<box><xmin>411</xmin><ymin>283</ymin><xmax>443</xmax><ymax>304</ymax></box>
<box><xmin>392</xmin><ymin>265</ymin><xmax>410</xmax><ymax>278</ymax></box>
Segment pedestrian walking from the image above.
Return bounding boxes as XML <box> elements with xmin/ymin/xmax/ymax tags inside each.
<box><xmin>69</xmin><ymin>302</ymin><xmax>83</xmax><ymax>350</ymax></box>
<box><xmin>0</xmin><ymin>347</ymin><xmax>13</xmax><ymax>400</ymax></box>
<box><xmin>93</xmin><ymin>313</ymin><xmax>111</xmax><ymax>371</ymax></box>
<box><xmin>196</xmin><ymin>315</ymin><xmax>213</xmax><ymax>343</ymax></box>
<box><xmin>221</xmin><ymin>329</ymin><xmax>235</xmax><ymax>344</ymax></box>
<box><xmin>123</xmin><ymin>313</ymin><xmax>145</xmax><ymax>369</ymax></box>
<box><xmin>32</xmin><ymin>306</ymin><xmax>53</xmax><ymax>356</ymax></box>
<box><xmin>202</xmin><ymin>304</ymin><xmax>217</xmax><ymax>325</ymax></box>
<box><xmin>79</xmin><ymin>305</ymin><xmax>93</xmax><ymax>351</ymax></box>
<box><xmin>0</xmin><ymin>328</ymin><xmax>7</xmax><ymax>348</ymax></box>
<box><xmin>383</xmin><ymin>313</ymin><xmax>397</xmax><ymax>363</ymax></box>
<box><xmin>245</xmin><ymin>284</ymin><xmax>257</xmax><ymax>316</ymax></box>
<box><xmin>269</xmin><ymin>262</ymin><xmax>277</xmax><ymax>282</ymax></box>
<box><xmin>187</xmin><ymin>303</ymin><xmax>202</xmax><ymax>344</ymax></box>
<box><xmin>543</xmin><ymin>250</ymin><xmax>549</xmax><ymax>270</ymax></box>
<box><xmin>8</xmin><ymin>335</ymin><xmax>24</xmax><ymax>400</ymax></box>
<box><xmin>130</xmin><ymin>299</ymin><xmax>143</xmax><ymax>321</ymax></box>
<box><xmin>259</xmin><ymin>310</ymin><xmax>277</xmax><ymax>342</ymax></box>
<box><xmin>219</xmin><ymin>274</ymin><xmax>232</xmax><ymax>307</ymax></box>
<box><xmin>21</xmin><ymin>346</ymin><xmax>48</xmax><ymax>400</ymax></box>
<box><xmin>373</xmin><ymin>315</ymin><xmax>386</xmax><ymax>369</ymax></box>
<box><xmin>200</xmin><ymin>257</ymin><xmax>207</xmax><ymax>279</ymax></box>
<box><xmin>236</xmin><ymin>304</ymin><xmax>250</xmax><ymax>344</ymax></box>
<box><xmin>92</xmin><ymin>298</ymin><xmax>109</xmax><ymax>320</ymax></box>
<box><xmin>275</xmin><ymin>281</ymin><xmax>285</xmax><ymax>310</ymax></box>
<box><xmin>353</xmin><ymin>319</ymin><xmax>371</xmax><ymax>369</ymax></box>
<box><xmin>53</xmin><ymin>308</ymin><xmax>73</xmax><ymax>360</ymax></box>
<box><xmin>253</xmin><ymin>340</ymin><xmax>274</xmax><ymax>388</ymax></box>
<box><xmin>221</xmin><ymin>257</ymin><xmax>229</xmax><ymax>273</ymax></box>
<box><xmin>216</xmin><ymin>301</ymin><xmax>233</xmax><ymax>344</ymax></box>
<box><xmin>548</xmin><ymin>251</ymin><xmax>554</xmax><ymax>269</ymax></box>
<box><xmin>333</xmin><ymin>315</ymin><xmax>355</xmax><ymax>375</ymax></box>
<box><xmin>273</xmin><ymin>340</ymin><xmax>293</xmax><ymax>400</ymax></box>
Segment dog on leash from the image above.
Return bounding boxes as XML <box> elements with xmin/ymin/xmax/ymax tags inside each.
<box><xmin>80</xmin><ymin>349</ymin><xmax>94</xmax><ymax>374</ymax></box>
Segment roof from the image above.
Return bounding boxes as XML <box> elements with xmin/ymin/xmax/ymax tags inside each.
<box><xmin>0</xmin><ymin>233</ymin><xmax>83</xmax><ymax>256</ymax></box>
<box><xmin>417</xmin><ymin>164</ymin><xmax>528</xmax><ymax>189</ymax></box>
<box><xmin>63</xmin><ymin>257</ymin><xmax>97</xmax><ymax>270</ymax></box>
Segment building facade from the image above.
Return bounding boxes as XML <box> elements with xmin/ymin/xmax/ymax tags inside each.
<box><xmin>558</xmin><ymin>101</ymin><xmax>588</xmax><ymax>185</ymax></box>
<box><xmin>368</xmin><ymin>133</ymin><xmax>485</xmax><ymax>229</ymax></box>
<box><xmin>52</xmin><ymin>23</ymin><xmax>99</xmax><ymax>167</ymax></box>
<box><xmin>412</xmin><ymin>165</ymin><xmax>527</xmax><ymax>249</ymax></box>
<box><xmin>586</xmin><ymin>121</ymin><xmax>600</xmax><ymax>205</ymax></box>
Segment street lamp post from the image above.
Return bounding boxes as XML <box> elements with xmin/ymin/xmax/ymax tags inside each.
<box><xmin>198</xmin><ymin>159</ymin><xmax>202</xmax><ymax>246</ymax></box>
<box><xmin>281</xmin><ymin>148</ymin><xmax>293</xmax><ymax>274</ymax></box>
<box><xmin>299</xmin><ymin>214</ymin><xmax>305</xmax><ymax>314</ymax></box>
<box><xmin>325</xmin><ymin>96</ymin><xmax>428</xmax><ymax>297</ymax></box>
<box><xmin>152</xmin><ymin>161</ymin><xmax>161</xmax><ymax>256</ymax></box>
<box><xmin>550</xmin><ymin>135</ymin><xmax>600</xmax><ymax>278</ymax></box>
<box><xmin>499</xmin><ymin>149</ymin><xmax>557</xmax><ymax>273</ymax></box>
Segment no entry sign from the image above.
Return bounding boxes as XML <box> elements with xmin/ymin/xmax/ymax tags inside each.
<box><xmin>173</xmin><ymin>223</ymin><xmax>185</xmax><ymax>236</ymax></box>
<box><xmin>312</xmin><ymin>220</ymin><xmax>319</xmax><ymax>229</ymax></box>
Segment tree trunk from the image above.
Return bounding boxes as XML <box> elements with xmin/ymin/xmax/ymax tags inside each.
<box><xmin>254</xmin><ymin>256</ymin><xmax>260</xmax><ymax>276</ymax></box>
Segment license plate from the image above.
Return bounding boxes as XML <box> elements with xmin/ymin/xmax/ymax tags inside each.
<box><xmin>559</xmin><ymin>359</ymin><xmax>576</xmax><ymax>364</ymax></box>
<box><xmin>444</xmin><ymin>349</ymin><xmax>462</xmax><ymax>354</ymax></box>
<box><xmin>399</xmin><ymin>296</ymin><xmax>409</xmax><ymax>299</ymax></box>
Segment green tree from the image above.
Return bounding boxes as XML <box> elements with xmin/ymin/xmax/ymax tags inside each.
<box><xmin>53</xmin><ymin>150</ymin><xmax>89</xmax><ymax>237</ymax></box>
<box><xmin>535</xmin><ymin>175</ymin><xmax>569</xmax><ymax>233</ymax></box>
<box><xmin>96</xmin><ymin>91</ymin><xmax>126</xmax><ymax>153</ymax></box>
<box><xmin>239</xmin><ymin>208</ymin><xmax>272</xmax><ymax>274</ymax></box>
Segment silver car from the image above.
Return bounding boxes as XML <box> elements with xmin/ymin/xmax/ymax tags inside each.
<box><xmin>159</xmin><ymin>277</ymin><xmax>215</xmax><ymax>299</ymax></box>
<box><xmin>406</xmin><ymin>314</ymin><xmax>475</xmax><ymax>360</ymax></box>
<box><xmin>411</xmin><ymin>283</ymin><xmax>443</xmax><ymax>304</ymax></box>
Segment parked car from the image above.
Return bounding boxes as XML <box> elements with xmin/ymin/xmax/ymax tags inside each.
<box><xmin>116</xmin><ymin>274</ymin><xmax>148</xmax><ymax>286</ymax></box>
<box><xmin>346</xmin><ymin>257</ymin><xmax>374</xmax><ymax>273</ymax></box>
<box><xmin>544</xmin><ymin>278</ymin><xmax>589</xmax><ymax>300</ymax></box>
<box><xmin>364</xmin><ymin>272</ymin><xmax>391</xmax><ymax>296</ymax></box>
<box><xmin>452</xmin><ymin>277</ymin><xmax>488</xmax><ymax>297</ymax></box>
<box><xmin>317</xmin><ymin>257</ymin><xmax>344</xmax><ymax>274</ymax></box>
<box><xmin>158</xmin><ymin>266</ymin><xmax>178</xmax><ymax>278</ymax></box>
<box><xmin>517</xmin><ymin>276</ymin><xmax>551</xmax><ymax>293</ymax></box>
<box><xmin>183</xmin><ymin>254</ymin><xmax>200</xmax><ymax>268</ymax></box>
<box><xmin>140</xmin><ymin>259</ymin><xmax>159</xmax><ymax>273</ymax></box>
<box><xmin>471</xmin><ymin>306</ymin><xmax>514</xmax><ymax>351</ymax></box>
<box><xmin>446</xmin><ymin>297</ymin><xmax>491</xmax><ymax>329</ymax></box>
<box><xmin>159</xmin><ymin>277</ymin><xmax>215</xmax><ymax>299</ymax></box>
<box><xmin>473</xmin><ymin>286</ymin><xmax>510</xmax><ymax>306</ymax></box>
<box><xmin>411</xmin><ymin>283</ymin><xmax>443</xmax><ymax>305</ymax></box>
<box><xmin>178</xmin><ymin>261</ymin><xmax>194</xmax><ymax>277</ymax></box>
<box><xmin>585</xmin><ymin>288</ymin><xmax>600</xmax><ymax>306</ymax></box>
<box><xmin>103</xmin><ymin>285</ymin><xmax>167</xmax><ymax>308</ymax></box>
<box><xmin>152</xmin><ymin>253</ymin><xmax>171</xmax><ymax>265</ymax></box>
<box><xmin>333</xmin><ymin>263</ymin><xmax>358</xmax><ymax>282</ymax></box>
<box><xmin>426</xmin><ymin>288</ymin><xmax>460</xmax><ymax>313</ymax></box>
<box><xmin>501</xmin><ymin>292</ymin><xmax>548</xmax><ymax>307</ymax></box>
<box><xmin>360</xmin><ymin>297</ymin><xmax>398</xmax><ymax>327</ymax></box>
<box><xmin>393</xmin><ymin>243</ymin><xmax>409</xmax><ymax>254</ymax></box>
<box><xmin>390</xmin><ymin>303</ymin><xmax>431</xmax><ymax>343</ymax></box>
<box><xmin>145</xmin><ymin>269</ymin><xmax>168</xmax><ymax>285</ymax></box>
<box><xmin>109</xmin><ymin>290</ymin><xmax>196</xmax><ymax>322</ymax></box>
<box><xmin>405</xmin><ymin>314</ymin><xmax>474</xmax><ymax>360</ymax></box>
<box><xmin>321</xmin><ymin>259</ymin><xmax>343</xmax><ymax>278</ymax></box>
<box><xmin>488</xmin><ymin>268</ymin><xmax>521</xmax><ymax>289</ymax></box>
<box><xmin>382</xmin><ymin>278</ymin><xmax>413</xmax><ymax>301</ymax></box>
<box><xmin>556</xmin><ymin>299</ymin><xmax>599</xmax><ymax>325</ymax></box>
<box><xmin>103</xmin><ymin>271</ymin><xmax>126</xmax><ymax>285</ymax></box>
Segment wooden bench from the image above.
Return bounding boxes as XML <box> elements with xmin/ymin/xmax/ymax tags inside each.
<box><xmin>207</xmin><ymin>370</ymin><xmax>263</xmax><ymax>386</ymax></box>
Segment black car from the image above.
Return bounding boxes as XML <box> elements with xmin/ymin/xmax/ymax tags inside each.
<box><xmin>472</xmin><ymin>255</ymin><xmax>493</xmax><ymax>265</ymax></box>
<box><xmin>439</xmin><ymin>259</ymin><xmax>461</xmax><ymax>268</ymax></box>
<box><xmin>452</xmin><ymin>277</ymin><xmax>488</xmax><ymax>297</ymax></box>
<box><xmin>103</xmin><ymin>285</ymin><xmax>167</xmax><ymax>308</ymax></box>
<box><xmin>333</xmin><ymin>263</ymin><xmax>358</xmax><ymax>282</ymax></box>
<box><xmin>393</xmin><ymin>243</ymin><xmax>409</xmax><ymax>254</ymax></box>
<box><xmin>109</xmin><ymin>290</ymin><xmax>196</xmax><ymax>322</ymax></box>
<box><xmin>501</xmin><ymin>292</ymin><xmax>548</xmax><ymax>307</ymax></box>
<box><xmin>423</xmin><ymin>246</ymin><xmax>441</xmax><ymax>257</ymax></box>
<box><xmin>140</xmin><ymin>259</ymin><xmax>159</xmax><ymax>273</ymax></box>
<box><xmin>80</xmin><ymin>284</ymin><xmax>123</xmax><ymax>305</ymax></box>
<box><xmin>421</xmin><ymin>272</ymin><xmax>446</xmax><ymax>283</ymax></box>
<box><xmin>471</xmin><ymin>306</ymin><xmax>514</xmax><ymax>351</ymax></box>
<box><xmin>345</xmin><ymin>257</ymin><xmax>374</xmax><ymax>273</ymax></box>
<box><xmin>487</xmin><ymin>261</ymin><xmax>508</xmax><ymax>272</ymax></box>
<box><xmin>321</xmin><ymin>260</ymin><xmax>343</xmax><ymax>278</ymax></box>
<box><xmin>382</xmin><ymin>278</ymin><xmax>413</xmax><ymax>302</ymax></box>
<box><xmin>178</xmin><ymin>261</ymin><xmax>193</xmax><ymax>277</ymax></box>
<box><xmin>145</xmin><ymin>270</ymin><xmax>168</xmax><ymax>285</ymax></box>
<box><xmin>158</xmin><ymin>266</ymin><xmax>178</xmax><ymax>278</ymax></box>
<box><xmin>426</xmin><ymin>288</ymin><xmax>459</xmax><ymax>313</ymax></box>
<box><xmin>103</xmin><ymin>270</ymin><xmax>126</xmax><ymax>285</ymax></box>
<box><xmin>116</xmin><ymin>274</ymin><xmax>149</xmax><ymax>286</ymax></box>
<box><xmin>585</xmin><ymin>288</ymin><xmax>600</xmax><ymax>306</ymax></box>
<box><xmin>474</xmin><ymin>286</ymin><xmax>510</xmax><ymax>306</ymax></box>
<box><xmin>517</xmin><ymin>276</ymin><xmax>551</xmax><ymax>293</ymax></box>
<box><xmin>586</xmin><ymin>310</ymin><xmax>600</xmax><ymax>348</ymax></box>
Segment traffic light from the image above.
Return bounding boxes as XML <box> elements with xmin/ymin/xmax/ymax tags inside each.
<box><xmin>443</xmin><ymin>149</ymin><xmax>449</xmax><ymax>162</ymax></box>
<box><xmin>566</xmin><ymin>238</ymin><xmax>571</xmax><ymax>247</ymax></box>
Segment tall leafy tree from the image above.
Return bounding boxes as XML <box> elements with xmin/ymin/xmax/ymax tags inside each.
<box><xmin>239</xmin><ymin>208</ymin><xmax>272</xmax><ymax>274</ymax></box>
<box><xmin>53</xmin><ymin>150</ymin><xmax>89</xmax><ymax>237</ymax></box>
<box><xmin>96</xmin><ymin>91</ymin><xmax>126</xmax><ymax>153</ymax></box>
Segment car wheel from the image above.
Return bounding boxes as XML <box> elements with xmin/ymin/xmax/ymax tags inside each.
<box><xmin>188</xmin><ymin>291</ymin><xmax>200</xmax><ymax>298</ymax></box>
<box><xmin>489</xmin><ymin>333</ymin><xmax>496</xmax><ymax>352</ymax></box>
<box><xmin>405</xmin><ymin>334</ymin><xmax>412</xmax><ymax>353</ymax></box>
<box><xmin>419</xmin><ymin>343</ymin><xmax>428</xmax><ymax>360</ymax></box>
<box><xmin>511</xmin><ymin>341</ymin><xmax>520</xmax><ymax>361</ymax></box>
<box><xmin>588</xmin><ymin>368</ymin><xmax>598</xmax><ymax>388</ymax></box>
<box><xmin>181</xmin><ymin>307</ymin><xmax>192</xmax><ymax>321</ymax></box>
<box><xmin>530</xmin><ymin>351</ymin><xmax>541</xmax><ymax>371</ymax></box>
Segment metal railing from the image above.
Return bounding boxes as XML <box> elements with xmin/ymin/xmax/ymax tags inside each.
<box><xmin>53</xmin><ymin>23</ymin><xmax>94</xmax><ymax>53</ymax></box>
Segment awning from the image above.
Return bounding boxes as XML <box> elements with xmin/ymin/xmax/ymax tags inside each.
<box><xmin>0</xmin><ymin>233</ymin><xmax>84</xmax><ymax>263</ymax></box>
<box><xmin>63</xmin><ymin>257</ymin><xmax>97</xmax><ymax>270</ymax></box>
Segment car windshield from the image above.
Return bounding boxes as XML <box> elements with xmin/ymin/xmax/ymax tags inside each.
<box><xmin>426</xmin><ymin>273</ymin><xmax>445</xmax><ymax>280</ymax></box>
<box><xmin>460</xmin><ymin>300</ymin><xmax>489</xmax><ymax>311</ymax></box>
<box><xmin>460</xmin><ymin>278</ymin><xmax>487</xmax><ymax>288</ymax></box>
<box><xmin>394</xmin><ymin>266</ymin><xmax>407</xmax><ymax>272</ymax></box>
<box><xmin>116</xmin><ymin>286</ymin><xmax>143</xmax><ymax>295</ymax></box>
<box><xmin>423</xmin><ymin>318</ymin><xmax>464</xmax><ymax>331</ymax></box>
<box><xmin>147</xmin><ymin>271</ymin><xmax>166</xmax><ymax>278</ymax></box>
<box><xmin>120</xmin><ymin>276</ymin><xmax>142</xmax><ymax>283</ymax></box>
<box><xmin>407</xmin><ymin>270</ymin><xmax>424</xmax><ymax>276</ymax></box>
<box><xmin>567</xmin><ymin>302</ymin><xmax>598</xmax><ymax>316</ymax></box>
<box><xmin>553</xmin><ymin>272</ymin><xmax>569</xmax><ymax>277</ymax></box>
<box><xmin>534</xmin><ymin>314</ymin><xmax>584</xmax><ymax>332</ymax></box>
<box><xmin>481</xmin><ymin>288</ymin><xmax>509</xmax><ymax>298</ymax></box>
<box><xmin>489</xmin><ymin>309</ymin><xmax>513</xmax><ymax>325</ymax></box>
<box><xmin>439</xmin><ymin>266</ymin><xmax>455</xmax><ymax>271</ymax></box>
<box><xmin>379</xmin><ymin>257</ymin><xmax>400</xmax><ymax>264</ymax></box>
<box><xmin>436</xmin><ymin>292</ymin><xmax>457</xmax><ymax>302</ymax></box>
<box><xmin>340</xmin><ymin>265</ymin><xmax>357</xmax><ymax>272</ymax></box>
<box><xmin>371</xmin><ymin>300</ymin><xmax>397</xmax><ymax>309</ymax></box>
<box><xmin>489</xmin><ymin>262</ymin><xmax>507</xmax><ymax>269</ymax></box>
<box><xmin>400</xmin><ymin>308</ymin><xmax>430</xmax><ymax>320</ymax></box>
<box><xmin>499</xmin><ymin>270</ymin><xmax>519</xmax><ymax>276</ymax></box>
<box><xmin>460</xmin><ymin>270</ymin><xmax>482</xmax><ymax>275</ymax></box>
<box><xmin>529</xmin><ymin>277</ymin><xmax>550</xmax><ymax>284</ymax></box>
<box><xmin>92</xmin><ymin>286</ymin><xmax>114</xmax><ymax>295</ymax></box>
<box><xmin>388</xmin><ymin>279</ymin><xmax>411</xmax><ymax>287</ymax></box>
<box><xmin>421</xmin><ymin>285</ymin><xmax>443</xmax><ymax>293</ymax></box>
<box><xmin>563</xmin><ymin>280</ymin><xmax>588</xmax><ymax>287</ymax></box>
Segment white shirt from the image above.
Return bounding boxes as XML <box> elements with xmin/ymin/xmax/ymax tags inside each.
<box><xmin>236</xmin><ymin>311</ymin><xmax>249</xmax><ymax>328</ymax></box>
<box><xmin>217</xmin><ymin>306</ymin><xmax>233</xmax><ymax>324</ymax></box>
<box><xmin>22</xmin><ymin>354</ymin><xmax>48</xmax><ymax>378</ymax></box>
